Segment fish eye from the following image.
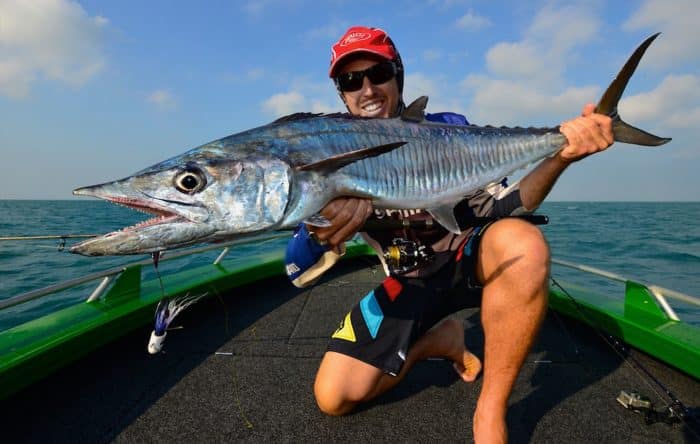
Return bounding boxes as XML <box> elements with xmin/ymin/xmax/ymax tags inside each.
<box><xmin>174</xmin><ymin>166</ymin><xmax>206</xmax><ymax>194</ymax></box>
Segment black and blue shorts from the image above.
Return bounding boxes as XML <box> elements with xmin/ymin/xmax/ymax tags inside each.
<box><xmin>327</xmin><ymin>226</ymin><xmax>489</xmax><ymax>376</ymax></box>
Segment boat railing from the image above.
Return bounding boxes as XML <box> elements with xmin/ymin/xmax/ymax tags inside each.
<box><xmin>1</xmin><ymin>241</ymin><xmax>699</xmax><ymax>324</ymax></box>
<box><xmin>551</xmin><ymin>258</ymin><xmax>700</xmax><ymax>321</ymax></box>
<box><xmin>0</xmin><ymin>232</ymin><xmax>290</xmax><ymax>311</ymax></box>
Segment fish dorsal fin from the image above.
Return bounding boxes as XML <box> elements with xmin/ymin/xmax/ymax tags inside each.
<box><xmin>272</xmin><ymin>112</ymin><xmax>323</xmax><ymax>123</ymax></box>
<box><xmin>426</xmin><ymin>205</ymin><xmax>461</xmax><ymax>234</ymax></box>
<box><xmin>401</xmin><ymin>96</ymin><xmax>429</xmax><ymax>122</ymax></box>
<box><xmin>271</xmin><ymin>112</ymin><xmax>348</xmax><ymax>124</ymax></box>
<box><xmin>296</xmin><ymin>141</ymin><xmax>406</xmax><ymax>174</ymax></box>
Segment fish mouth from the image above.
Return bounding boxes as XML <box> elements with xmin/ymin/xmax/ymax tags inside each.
<box><xmin>69</xmin><ymin>195</ymin><xmax>201</xmax><ymax>256</ymax></box>
<box><xmin>102</xmin><ymin>196</ymin><xmax>190</xmax><ymax>233</ymax></box>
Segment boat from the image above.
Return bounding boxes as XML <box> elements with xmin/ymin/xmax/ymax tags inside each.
<box><xmin>1</xmin><ymin>234</ymin><xmax>699</xmax><ymax>442</ymax></box>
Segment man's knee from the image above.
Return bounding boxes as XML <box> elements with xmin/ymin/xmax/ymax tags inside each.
<box><xmin>314</xmin><ymin>376</ymin><xmax>352</xmax><ymax>416</ymax></box>
<box><xmin>314</xmin><ymin>379</ymin><xmax>351</xmax><ymax>416</ymax></box>
<box><xmin>313</xmin><ymin>351</ymin><xmax>382</xmax><ymax>416</ymax></box>
<box><xmin>478</xmin><ymin>218</ymin><xmax>550</xmax><ymax>287</ymax></box>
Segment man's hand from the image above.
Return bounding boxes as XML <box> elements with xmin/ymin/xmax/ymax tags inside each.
<box><xmin>558</xmin><ymin>103</ymin><xmax>614</xmax><ymax>163</ymax></box>
<box><xmin>307</xmin><ymin>197</ymin><xmax>373</xmax><ymax>248</ymax></box>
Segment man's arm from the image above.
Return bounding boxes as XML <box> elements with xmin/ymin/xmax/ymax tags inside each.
<box><xmin>519</xmin><ymin>104</ymin><xmax>614</xmax><ymax>210</ymax></box>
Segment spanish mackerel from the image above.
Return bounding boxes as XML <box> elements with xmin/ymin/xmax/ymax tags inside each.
<box><xmin>71</xmin><ymin>34</ymin><xmax>670</xmax><ymax>256</ymax></box>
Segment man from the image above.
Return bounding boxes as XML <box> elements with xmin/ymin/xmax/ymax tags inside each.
<box><xmin>285</xmin><ymin>26</ymin><xmax>613</xmax><ymax>443</ymax></box>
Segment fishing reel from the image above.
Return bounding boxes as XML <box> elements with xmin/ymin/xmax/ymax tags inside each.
<box><xmin>383</xmin><ymin>238</ymin><xmax>435</xmax><ymax>274</ymax></box>
<box><xmin>616</xmin><ymin>390</ymin><xmax>696</xmax><ymax>425</ymax></box>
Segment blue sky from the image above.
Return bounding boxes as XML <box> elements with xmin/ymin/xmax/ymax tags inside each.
<box><xmin>1</xmin><ymin>0</ymin><xmax>698</xmax><ymax>201</ymax></box>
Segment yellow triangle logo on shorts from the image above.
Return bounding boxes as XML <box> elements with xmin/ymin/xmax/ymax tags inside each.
<box><xmin>331</xmin><ymin>312</ymin><xmax>356</xmax><ymax>342</ymax></box>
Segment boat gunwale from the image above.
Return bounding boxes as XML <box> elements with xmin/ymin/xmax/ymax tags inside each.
<box><xmin>0</xmin><ymin>238</ymin><xmax>699</xmax><ymax>401</ymax></box>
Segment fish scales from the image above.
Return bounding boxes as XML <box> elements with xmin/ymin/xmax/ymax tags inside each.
<box><xmin>327</xmin><ymin>122</ymin><xmax>563</xmax><ymax>207</ymax></box>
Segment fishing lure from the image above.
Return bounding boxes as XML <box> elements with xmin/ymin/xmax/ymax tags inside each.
<box><xmin>148</xmin><ymin>292</ymin><xmax>209</xmax><ymax>354</ymax></box>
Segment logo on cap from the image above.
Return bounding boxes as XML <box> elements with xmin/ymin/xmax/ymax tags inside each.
<box><xmin>340</xmin><ymin>32</ymin><xmax>371</xmax><ymax>46</ymax></box>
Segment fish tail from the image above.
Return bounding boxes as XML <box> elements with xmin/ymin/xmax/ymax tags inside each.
<box><xmin>595</xmin><ymin>33</ymin><xmax>671</xmax><ymax>146</ymax></box>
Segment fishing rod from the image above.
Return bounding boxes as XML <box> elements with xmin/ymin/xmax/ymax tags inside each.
<box><xmin>0</xmin><ymin>234</ymin><xmax>100</xmax><ymax>241</ymax></box>
<box><xmin>0</xmin><ymin>214</ymin><xmax>549</xmax><ymax>244</ymax></box>
<box><xmin>0</xmin><ymin>234</ymin><xmax>102</xmax><ymax>251</ymax></box>
<box><xmin>0</xmin><ymin>214</ymin><xmax>550</xmax><ymax>255</ymax></box>
<box><xmin>550</xmin><ymin>277</ymin><xmax>700</xmax><ymax>434</ymax></box>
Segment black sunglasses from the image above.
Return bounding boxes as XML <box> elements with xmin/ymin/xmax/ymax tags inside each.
<box><xmin>335</xmin><ymin>61</ymin><xmax>398</xmax><ymax>92</ymax></box>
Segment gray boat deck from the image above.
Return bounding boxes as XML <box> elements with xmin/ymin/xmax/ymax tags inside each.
<box><xmin>2</xmin><ymin>257</ymin><xmax>699</xmax><ymax>443</ymax></box>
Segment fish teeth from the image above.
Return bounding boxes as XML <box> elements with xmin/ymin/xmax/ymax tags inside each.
<box><xmin>101</xmin><ymin>197</ymin><xmax>181</xmax><ymax>232</ymax></box>
<box><xmin>120</xmin><ymin>215</ymin><xmax>179</xmax><ymax>232</ymax></box>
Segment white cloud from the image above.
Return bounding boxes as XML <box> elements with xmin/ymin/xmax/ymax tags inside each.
<box><xmin>0</xmin><ymin>0</ymin><xmax>108</xmax><ymax>98</ymax></box>
<box><xmin>402</xmin><ymin>72</ymin><xmax>468</xmax><ymax>116</ymax></box>
<box><xmin>453</xmin><ymin>3</ymin><xmax>602</xmax><ymax>124</ymax></box>
<box><xmin>309</xmin><ymin>99</ymin><xmax>337</xmax><ymax>114</ymax></box>
<box><xmin>454</xmin><ymin>10</ymin><xmax>491</xmax><ymax>31</ymax></box>
<box><xmin>404</xmin><ymin>72</ymin><xmax>440</xmax><ymax>100</ymax></box>
<box><xmin>457</xmin><ymin>1</ymin><xmax>698</xmax><ymax>146</ymax></box>
<box><xmin>461</xmin><ymin>74</ymin><xmax>599</xmax><ymax>125</ymax></box>
<box><xmin>620</xmin><ymin>74</ymin><xmax>700</xmax><ymax>128</ymax></box>
<box><xmin>147</xmin><ymin>89</ymin><xmax>178</xmax><ymax>111</ymax></box>
<box><xmin>0</xmin><ymin>59</ymin><xmax>32</xmax><ymax>98</ymax></box>
<box><xmin>486</xmin><ymin>41</ymin><xmax>544</xmax><ymax>80</ymax></box>
<box><xmin>262</xmin><ymin>90</ymin><xmax>340</xmax><ymax>117</ymax></box>
<box><xmin>665</xmin><ymin>107</ymin><xmax>700</xmax><ymax>129</ymax></box>
<box><xmin>526</xmin><ymin>3</ymin><xmax>599</xmax><ymax>53</ymax></box>
<box><xmin>623</xmin><ymin>0</ymin><xmax>700</xmax><ymax>67</ymax></box>
<box><xmin>513</xmin><ymin>4</ymin><xmax>599</xmax><ymax>85</ymax></box>
<box><xmin>262</xmin><ymin>91</ymin><xmax>305</xmax><ymax>116</ymax></box>
<box><xmin>261</xmin><ymin>76</ymin><xmax>343</xmax><ymax>117</ymax></box>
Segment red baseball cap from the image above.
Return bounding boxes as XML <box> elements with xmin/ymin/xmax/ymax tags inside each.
<box><xmin>329</xmin><ymin>26</ymin><xmax>397</xmax><ymax>77</ymax></box>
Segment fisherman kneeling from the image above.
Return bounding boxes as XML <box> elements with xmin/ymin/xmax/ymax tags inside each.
<box><xmin>285</xmin><ymin>26</ymin><xmax>614</xmax><ymax>443</ymax></box>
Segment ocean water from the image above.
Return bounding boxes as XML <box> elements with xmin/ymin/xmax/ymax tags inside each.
<box><xmin>0</xmin><ymin>200</ymin><xmax>698</xmax><ymax>330</ymax></box>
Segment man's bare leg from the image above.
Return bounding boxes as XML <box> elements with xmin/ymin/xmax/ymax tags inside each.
<box><xmin>314</xmin><ymin>317</ymin><xmax>482</xmax><ymax>416</ymax></box>
<box><xmin>472</xmin><ymin>219</ymin><xmax>549</xmax><ymax>443</ymax></box>
<box><xmin>315</xmin><ymin>217</ymin><xmax>548</xmax><ymax>443</ymax></box>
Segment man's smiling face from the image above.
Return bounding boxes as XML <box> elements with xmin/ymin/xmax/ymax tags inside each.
<box><xmin>338</xmin><ymin>56</ymin><xmax>401</xmax><ymax>119</ymax></box>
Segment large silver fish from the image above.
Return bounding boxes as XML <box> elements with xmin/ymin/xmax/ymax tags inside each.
<box><xmin>71</xmin><ymin>34</ymin><xmax>670</xmax><ymax>256</ymax></box>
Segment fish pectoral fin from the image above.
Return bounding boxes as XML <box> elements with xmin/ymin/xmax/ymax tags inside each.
<box><xmin>426</xmin><ymin>205</ymin><xmax>462</xmax><ymax>234</ymax></box>
<box><xmin>401</xmin><ymin>96</ymin><xmax>429</xmax><ymax>122</ymax></box>
<box><xmin>295</xmin><ymin>142</ymin><xmax>407</xmax><ymax>174</ymax></box>
<box><xmin>303</xmin><ymin>214</ymin><xmax>332</xmax><ymax>228</ymax></box>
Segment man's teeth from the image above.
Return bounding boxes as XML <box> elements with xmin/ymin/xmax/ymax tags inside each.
<box><xmin>363</xmin><ymin>101</ymin><xmax>382</xmax><ymax>112</ymax></box>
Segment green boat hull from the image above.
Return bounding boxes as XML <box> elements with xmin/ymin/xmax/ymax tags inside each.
<box><xmin>1</xmin><ymin>239</ymin><xmax>698</xmax><ymax>400</ymax></box>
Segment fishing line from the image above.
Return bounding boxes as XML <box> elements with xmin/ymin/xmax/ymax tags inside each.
<box><xmin>215</xmin><ymin>291</ymin><xmax>231</xmax><ymax>337</ymax></box>
<box><xmin>0</xmin><ymin>234</ymin><xmax>99</xmax><ymax>252</ymax></box>
<box><xmin>550</xmin><ymin>277</ymin><xmax>700</xmax><ymax>433</ymax></box>
<box><xmin>0</xmin><ymin>234</ymin><xmax>99</xmax><ymax>241</ymax></box>
<box><xmin>0</xmin><ymin>215</ymin><xmax>547</xmax><ymax>250</ymax></box>
<box><xmin>152</xmin><ymin>251</ymin><xmax>165</xmax><ymax>297</ymax></box>
<box><xmin>545</xmin><ymin>302</ymin><xmax>582</xmax><ymax>362</ymax></box>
